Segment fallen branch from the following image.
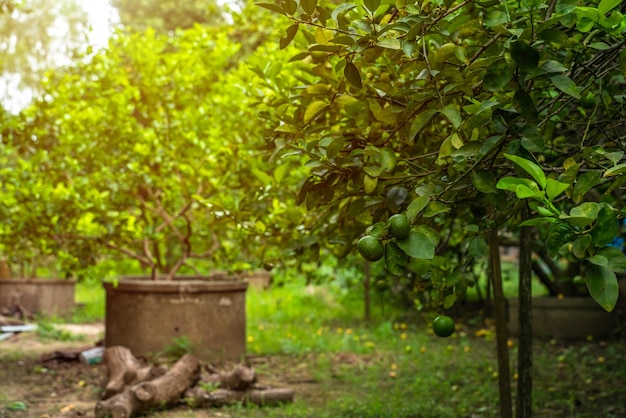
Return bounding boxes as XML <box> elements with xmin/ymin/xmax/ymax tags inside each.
<box><xmin>184</xmin><ymin>386</ymin><xmax>295</xmax><ymax>408</ymax></box>
<box><xmin>101</xmin><ymin>346</ymin><xmax>166</xmax><ymax>399</ymax></box>
<box><xmin>95</xmin><ymin>353</ymin><xmax>200</xmax><ymax>418</ymax></box>
<box><xmin>201</xmin><ymin>364</ymin><xmax>257</xmax><ymax>391</ymax></box>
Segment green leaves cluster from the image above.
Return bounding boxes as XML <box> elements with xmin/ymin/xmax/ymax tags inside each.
<box><xmin>262</xmin><ymin>0</ymin><xmax>626</xmax><ymax>311</ymax></box>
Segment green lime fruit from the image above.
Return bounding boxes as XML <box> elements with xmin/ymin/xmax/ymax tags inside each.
<box><xmin>389</xmin><ymin>213</ymin><xmax>410</xmax><ymax>239</ymax></box>
<box><xmin>432</xmin><ymin>315</ymin><xmax>455</xmax><ymax>338</ymax></box>
<box><xmin>357</xmin><ymin>235</ymin><xmax>384</xmax><ymax>262</ymax></box>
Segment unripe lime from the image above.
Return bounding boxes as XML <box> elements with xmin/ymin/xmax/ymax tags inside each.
<box><xmin>432</xmin><ymin>315</ymin><xmax>455</xmax><ymax>338</ymax></box>
<box><xmin>357</xmin><ymin>235</ymin><xmax>384</xmax><ymax>262</ymax></box>
<box><xmin>389</xmin><ymin>214</ymin><xmax>410</xmax><ymax>239</ymax></box>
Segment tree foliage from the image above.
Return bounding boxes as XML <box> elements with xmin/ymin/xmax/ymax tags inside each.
<box><xmin>261</xmin><ymin>0</ymin><xmax>626</xmax><ymax>311</ymax></box>
<box><xmin>111</xmin><ymin>0</ymin><xmax>226</xmax><ymax>33</ymax></box>
<box><xmin>0</xmin><ymin>10</ymin><xmax>308</xmax><ymax>278</ymax></box>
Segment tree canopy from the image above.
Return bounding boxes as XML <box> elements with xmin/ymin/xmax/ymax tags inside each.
<box><xmin>259</xmin><ymin>0</ymin><xmax>626</xmax><ymax>311</ymax></box>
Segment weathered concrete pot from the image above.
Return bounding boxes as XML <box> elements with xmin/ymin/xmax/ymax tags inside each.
<box><xmin>103</xmin><ymin>275</ymin><xmax>248</xmax><ymax>362</ymax></box>
<box><xmin>239</xmin><ymin>270</ymin><xmax>272</xmax><ymax>290</ymax></box>
<box><xmin>0</xmin><ymin>279</ymin><xmax>75</xmax><ymax>316</ymax></box>
<box><xmin>507</xmin><ymin>296</ymin><xmax>617</xmax><ymax>339</ymax></box>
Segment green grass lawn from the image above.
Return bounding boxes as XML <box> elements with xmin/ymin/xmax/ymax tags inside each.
<box><xmin>64</xmin><ymin>270</ymin><xmax>626</xmax><ymax>417</ymax></box>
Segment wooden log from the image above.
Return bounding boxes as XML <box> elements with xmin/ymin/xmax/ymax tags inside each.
<box><xmin>201</xmin><ymin>364</ymin><xmax>257</xmax><ymax>390</ymax></box>
<box><xmin>95</xmin><ymin>353</ymin><xmax>200</xmax><ymax>418</ymax></box>
<box><xmin>0</xmin><ymin>315</ymin><xmax>25</xmax><ymax>327</ymax></box>
<box><xmin>184</xmin><ymin>386</ymin><xmax>294</xmax><ymax>408</ymax></box>
<box><xmin>102</xmin><ymin>346</ymin><xmax>143</xmax><ymax>399</ymax></box>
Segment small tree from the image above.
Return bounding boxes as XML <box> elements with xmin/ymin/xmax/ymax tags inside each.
<box><xmin>3</xmin><ymin>17</ymin><xmax>307</xmax><ymax>280</ymax></box>
<box><xmin>260</xmin><ymin>0</ymin><xmax>626</xmax><ymax>415</ymax></box>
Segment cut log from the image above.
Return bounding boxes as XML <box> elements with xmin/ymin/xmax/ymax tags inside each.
<box><xmin>95</xmin><ymin>353</ymin><xmax>200</xmax><ymax>418</ymax></box>
<box><xmin>201</xmin><ymin>364</ymin><xmax>257</xmax><ymax>390</ymax></box>
<box><xmin>101</xmin><ymin>346</ymin><xmax>168</xmax><ymax>399</ymax></box>
<box><xmin>0</xmin><ymin>315</ymin><xmax>25</xmax><ymax>327</ymax></box>
<box><xmin>102</xmin><ymin>346</ymin><xmax>142</xmax><ymax>399</ymax></box>
<box><xmin>184</xmin><ymin>386</ymin><xmax>294</xmax><ymax>408</ymax></box>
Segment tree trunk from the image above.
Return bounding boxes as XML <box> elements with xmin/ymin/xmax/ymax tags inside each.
<box><xmin>95</xmin><ymin>353</ymin><xmax>200</xmax><ymax>418</ymax></box>
<box><xmin>364</xmin><ymin>261</ymin><xmax>371</xmax><ymax>322</ymax></box>
<box><xmin>517</xmin><ymin>208</ymin><xmax>533</xmax><ymax>417</ymax></box>
<box><xmin>489</xmin><ymin>229</ymin><xmax>512</xmax><ymax>418</ymax></box>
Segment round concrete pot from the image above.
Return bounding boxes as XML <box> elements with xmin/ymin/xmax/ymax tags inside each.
<box><xmin>0</xmin><ymin>279</ymin><xmax>75</xmax><ymax>316</ymax></box>
<box><xmin>103</xmin><ymin>275</ymin><xmax>248</xmax><ymax>362</ymax></box>
<box><xmin>507</xmin><ymin>296</ymin><xmax>617</xmax><ymax>339</ymax></box>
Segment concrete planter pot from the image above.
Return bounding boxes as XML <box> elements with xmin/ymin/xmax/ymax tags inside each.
<box><xmin>507</xmin><ymin>296</ymin><xmax>618</xmax><ymax>339</ymax></box>
<box><xmin>103</xmin><ymin>274</ymin><xmax>248</xmax><ymax>362</ymax></box>
<box><xmin>238</xmin><ymin>270</ymin><xmax>272</xmax><ymax>289</ymax></box>
<box><xmin>0</xmin><ymin>279</ymin><xmax>75</xmax><ymax>316</ymax></box>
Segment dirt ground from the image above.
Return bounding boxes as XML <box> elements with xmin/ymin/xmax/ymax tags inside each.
<box><xmin>0</xmin><ymin>324</ymin><xmax>322</xmax><ymax>418</ymax></box>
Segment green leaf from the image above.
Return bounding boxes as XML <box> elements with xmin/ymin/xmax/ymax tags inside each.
<box><xmin>423</xmin><ymin>201</ymin><xmax>449</xmax><ymax>217</ymax></box>
<box><xmin>364</xmin><ymin>0</ymin><xmax>381</xmax><ymax>13</ymax></box>
<box><xmin>510</xmin><ymin>40</ymin><xmax>539</xmax><ymax>71</ymax></box>
<box><xmin>406</xmin><ymin>195</ymin><xmax>430</xmax><ymax>221</ymax></box>
<box><xmin>364</xmin><ymin>173</ymin><xmax>378</xmax><ymax>193</ymax></box>
<box><xmin>512</xmin><ymin>89</ymin><xmax>538</xmax><ymax>122</ymax></box>
<box><xmin>496</xmin><ymin>176</ymin><xmax>538</xmax><ymax>193</ymax></box>
<box><xmin>483</xmin><ymin>59</ymin><xmax>512</xmax><ymax>91</ymax></box>
<box><xmin>472</xmin><ymin>170</ymin><xmax>498</xmax><ymax>193</ymax></box>
<box><xmin>409</xmin><ymin>109</ymin><xmax>437</xmax><ymax>139</ymax></box>
<box><xmin>515</xmin><ymin>183</ymin><xmax>544</xmax><ymax>199</ymax></box>
<box><xmin>280</xmin><ymin>24</ymin><xmax>299</xmax><ymax>50</ymax></box>
<box><xmin>520</xmin><ymin>217</ymin><xmax>557</xmax><ymax>226</ymax></box>
<box><xmin>573</xmin><ymin>171</ymin><xmax>602</xmax><ymax>203</ymax></box>
<box><xmin>283</xmin><ymin>0</ymin><xmax>297</xmax><ymax>14</ymax></box>
<box><xmin>590</xmin><ymin>206</ymin><xmax>617</xmax><ymax>247</ymax></box>
<box><xmin>546</xmin><ymin>222</ymin><xmax>575</xmax><ymax>258</ymax></box>
<box><xmin>503</xmin><ymin>153</ymin><xmax>547</xmax><ymax>189</ymax></box>
<box><xmin>599</xmin><ymin>0</ymin><xmax>621</xmax><ymax>15</ymax></box>
<box><xmin>596</xmin><ymin>246</ymin><xmax>626</xmax><ymax>272</ymax></box>
<box><xmin>585</xmin><ymin>264</ymin><xmax>619</xmax><ymax>312</ymax></box>
<box><xmin>396</xmin><ymin>230</ymin><xmax>436</xmax><ymax>259</ymax></box>
<box><xmin>256</xmin><ymin>2</ymin><xmax>285</xmax><ymax>14</ymax></box>
<box><xmin>440</xmin><ymin>105</ymin><xmax>462</xmax><ymax>129</ymax></box>
<box><xmin>304</xmin><ymin>100</ymin><xmax>328</xmax><ymax>124</ymax></box>
<box><xmin>376</xmin><ymin>38</ymin><xmax>401</xmax><ymax>50</ymax></box>
<box><xmin>385</xmin><ymin>241</ymin><xmax>409</xmax><ymax>275</ymax></box>
<box><xmin>572</xmin><ymin>234</ymin><xmax>592</xmax><ymax>259</ymax></box>
<box><xmin>252</xmin><ymin>168</ymin><xmax>273</xmax><ymax>185</ymax></box>
<box><xmin>545</xmin><ymin>178</ymin><xmax>569</xmax><ymax>200</ymax></box>
<box><xmin>443</xmin><ymin>293</ymin><xmax>456</xmax><ymax>309</ymax></box>
<box><xmin>301</xmin><ymin>0</ymin><xmax>318</xmax><ymax>15</ymax></box>
<box><xmin>604</xmin><ymin>163</ymin><xmax>626</xmax><ymax>177</ymax></box>
<box><xmin>380</xmin><ymin>148</ymin><xmax>397</xmax><ymax>172</ymax></box>
<box><xmin>344</xmin><ymin>61</ymin><xmax>363</xmax><ymax>89</ymax></box>
<box><xmin>550</xmin><ymin>75</ymin><xmax>581</xmax><ymax>99</ymax></box>
<box><xmin>6</xmin><ymin>401</ymin><xmax>27</xmax><ymax>411</ymax></box>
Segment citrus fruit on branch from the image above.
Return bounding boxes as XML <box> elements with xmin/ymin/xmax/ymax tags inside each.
<box><xmin>388</xmin><ymin>213</ymin><xmax>410</xmax><ymax>239</ymax></box>
<box><xmin>432</xmin><ymin>315</ymin><xmax>455</xmax><ymax>338</ymax></box>
<box><xmin>357</xmin><ymin>235</ymin><xmax>384</xmax><ymax>262</ymax></box>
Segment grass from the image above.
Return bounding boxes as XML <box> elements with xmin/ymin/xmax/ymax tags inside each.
<box><xmin>39</xmin><ymin>266</ymin><xmax>626</xmax><ymax>417</ymax></box>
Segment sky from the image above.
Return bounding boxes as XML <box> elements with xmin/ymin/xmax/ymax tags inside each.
<box><xmin>80</xmin><ymin>0</ymin><xmax>119</xmax><ymax>50</ymax></box>
<box><xmin>1</xmin><ymin>0</ymin><xmax>119</xmax><ymax>112</ymax></box>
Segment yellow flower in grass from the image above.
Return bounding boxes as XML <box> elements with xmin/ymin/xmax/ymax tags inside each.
<box><xmin>365</xmin><ymin>341</ymin><xmax>375</xmax><ymax>348</ymax></box>
<box><xmin>400</xmin><ymin>333</ymin><xmax>407</xmax><ymax>340</ymax></box>
<box><xmin>247</xmin><ymin>336</ymin><xmax>255</xmax><ymax>343</ymax></box>
<box><xmin>345</xmin><ymin>328</ymin><xmax>353</xmax><ymax>334</ymax></box>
